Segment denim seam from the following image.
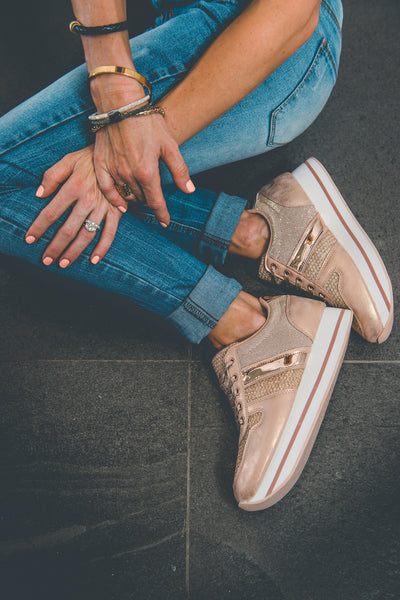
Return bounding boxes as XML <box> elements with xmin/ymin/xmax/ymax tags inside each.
<box><xmin>1</xmin><ymin>217</ymin><xmax>184</xmax><ymax>304</ymax></box>
<box><xmin>200</xmin><ymin>231</ymin><xmax>229</xmax><ymax>251</ymax></box>
<box><xmin>142</xmin><ymin>215</ymin><xmax>202</xmax><ymax>239</ymax></box>
<box><xmin>195</xmin><ymin>193</ymin><xmax>225</xmax><ymax>255</ymax></box>
<box><xmin>182</xmin><ymin>297</ymin><xmax>218</xmax><ymax>329</ymax></box>
<box><xmin>0</xmin><ymin>108</ymin><xmax>92</xmax><ymax>160</ymax></box>
<box><xmin>268</xmin><ymin>37</ymin><xmax>332</xmax><ymax>146</ymax></box>
<box><xmin>321</xmin><ymin>0</ymin><xmax>341</xmax><ymax>33</ymax></box>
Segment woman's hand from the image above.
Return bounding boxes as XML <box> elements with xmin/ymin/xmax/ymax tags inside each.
<box><xmin>26</xmin><ymin>146</ymin><xmax>123</xmax><ymax>268</ymax></box>
<box><xmin>93</xmin><ymin>110</ymin><xmax>195</xmax><ymax>227</ymax></box>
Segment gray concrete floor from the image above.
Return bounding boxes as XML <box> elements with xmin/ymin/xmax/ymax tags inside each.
<box><xmin>1</xmin><ymin>1</ymin><xmax>399</xmax><ymax>599</ymax></box>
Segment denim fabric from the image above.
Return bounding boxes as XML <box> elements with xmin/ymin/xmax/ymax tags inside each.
<box><xmin>0</xmin><ymin>0</ymin><xmax>342</xmax><ymax>343</ymax></box>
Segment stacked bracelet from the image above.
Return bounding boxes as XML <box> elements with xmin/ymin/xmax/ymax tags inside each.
<box><xmin>88</xmin><ymin>95</ymin><xmax>151</xmax><ymax>123</ymax></box>
<box><xmin>69</xmin><ymin>20</ymin><xmax>128</xmax><ymax>36</ymax></box>
<box><xmin>88</xmin><ymin>66</ymin><xmax>152</xmax><ymax>97</ymax></box>
<box><xmin>89</xmin><ymin>103</ymin><xmax>165</xmax><ymax>133</ymax></box>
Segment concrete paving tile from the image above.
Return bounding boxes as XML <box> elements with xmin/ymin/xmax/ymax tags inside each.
<box><xmin>0</xmin><ymin>257</ymin><xmax>189</xmax><ymax>361</ymax></box>
<box><xmin>0</xmin><ymin>360</ymin><xmax>189</xmax><ymax>599</ymax></box>
<box><xmin>188</xmin><ymin>362</ymin><xmax>400</xmax><ymax>600</ymax></box>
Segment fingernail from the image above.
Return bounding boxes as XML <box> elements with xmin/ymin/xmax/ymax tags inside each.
<box><xmin>118</xmin><ymin>205</ymin><xmax>127</xmax><ymax>213</ymax></box>
<box><xmin>59</xmin><ymin>258</ymin><xmax>70</xmax><ymax>269</ymax></box>
<box><xmin>35</xmin><ymin>185</ymin><xmax>44</xmax><ymax>198</ymax></box>
<box><xmin>25</xmin><ymin>235</ymin><xmax>36</xmax><ymax>244</ymax></box>
<box><xmin>186</xmin><ymin>179</ymin><xmax>195</xmax><ymax>193</ymax></box>
<box><xmin>91</xmin><ymin>255</ymin><xmax>100</xmax><ymax>265</ymax></box>
<box><xmin>43</xmin><ymin>257</ymin><xmax>53</xmax><ymax>266</ymax></box>
<box><xmin>160</xmin><ymin>222</ymin><xmax>168</xmax><ymax>228</ymax></box>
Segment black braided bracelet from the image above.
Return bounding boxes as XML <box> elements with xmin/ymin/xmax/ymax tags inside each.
<box><xmin>69</xmin><ymin>20</ymin><xmax>128</xmax><ymax>36</ymax></box>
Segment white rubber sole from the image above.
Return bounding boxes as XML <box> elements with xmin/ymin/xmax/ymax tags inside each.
<box><xmin>292</xmin><ymin>157</ymin><xmax>393</xmax><ymax>336</ymax></box>
<box><xmin>239</xmin><ymin>306</ymin><xmax>352</xmax><ymax>511</ymax></box>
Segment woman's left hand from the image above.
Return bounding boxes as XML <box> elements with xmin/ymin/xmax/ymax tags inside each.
<box><xmin>26</xmin><ymin>146</ymin><xmax>123</xmax><ymax>268</ymax></box>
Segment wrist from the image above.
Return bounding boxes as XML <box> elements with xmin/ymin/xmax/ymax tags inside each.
<box><xmin>90</xmin><ymin>75</ymin><xmax>147</xmax><ymax>112</ymax></box>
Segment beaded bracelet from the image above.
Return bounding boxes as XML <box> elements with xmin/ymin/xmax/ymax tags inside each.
<box><xmin>89</xmin><ymin>104</ymin><xmax>165</xmax><ymax>133</ymax></box>
<box><xmin>88</xmin><ymin>66</ymin><xmax>152</xmax><ymax>98</ymax></box>
<box><xmin>69</xmin><ymin>20</ymin><xmax>128</xmax><ymax>36</ymax></box>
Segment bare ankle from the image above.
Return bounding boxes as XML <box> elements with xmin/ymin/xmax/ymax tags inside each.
<box><xmin>229</xmin><ymin>211</ymin><xmax>270</xmax><ymax>259</ymax></box>
<box><xmin>208</xmin><ymin>292</ymin><xmax>266</xmax><ymax>349</ymax></box>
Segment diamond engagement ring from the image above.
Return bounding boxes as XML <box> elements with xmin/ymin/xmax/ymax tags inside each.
<box><xmin>83</xmin><ymin>219</ymin><xmax>101</xmax><ymax>233</ymax></box>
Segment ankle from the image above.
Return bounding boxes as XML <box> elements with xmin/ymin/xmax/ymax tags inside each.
<box><xmin>208</xmin><ymin>292</ymin><xmax>266</xmax><ymax>349</ymax></box>
<box><xmin>228</xmin><ymin>211</ymin><xmax>270</xmax><ymax>259</ymax></box>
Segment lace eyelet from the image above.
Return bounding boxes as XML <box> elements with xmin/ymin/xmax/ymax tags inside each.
<box><xmin>234</xmin><ymin>388</ymin><xmax>240</xmax><ymax>396</ymax></box>
<box><xmin>237</xmin><ymin>402</ymin><xmax>242</xmax><ymax>411</ymax></box>
<box><xmin>270</xmin><ymin>263</ymin><xmax>277</xmax><ymax>272</ymax></box>
<box><xmin>232</xmin><ymin>374</ymin><xmax>238</xmax><ymax>381</ymax></box>
<box><xmin>239</xmin><ymin>416</ymin><xmax>245</xmax><ymax>425</ymax></box>
<box><xmin>296</xmin><ymin>277</ymin><xmax>302</xmax><ymax>285</ymax></box>
<box><xmin>319</xmin><ymin>292</ymin><xmax>325</xmax><ymax>299</ymax></box>
<box><xmin>284</xmin><ymin>270</ymin><xmax>290</xmax><ymax>277</ymax></box>
<box><xmin>307</xmin><ymin>284</ymin><xmax>314</xmax><ymax>292</ymax></box>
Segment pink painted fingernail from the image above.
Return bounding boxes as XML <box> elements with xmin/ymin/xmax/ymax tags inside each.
<box><xmin>91</xmin><ymin>256</ymin><xmax>100</xmax><ymax>265</ymax></box>
<box><xmin>118</xmin><ymin>205</ymin><xmax>127</xmax><ymax>213</ymax></box>
<box><xmin>186</xmin><ymin>180</ymin><xmax>195</xmax><ymax>193</ymax></box>
<box><xmin>160</xmin><ymin>222</ymin><xmax>168</xmax><ymax>228</ymax></box>
<box><xmin>43</xmin><ymin>257</ymin><xmax>53</xmax><ymax>266</ymax></box>
<box><xmin>59</xmin><ymin>258</ymin><xmax>70</xmax><ymax>269</ymax></box>
<box><xmin>25</xmin><ymin>235</ymin><xmax>36</xmax><ymax>244</ymax></box>
<box><xmin>35</xmin><ymin>185</ymin><xmax>44</xmax><ymax>198</ymax></box>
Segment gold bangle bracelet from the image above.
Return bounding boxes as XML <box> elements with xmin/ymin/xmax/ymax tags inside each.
<box><xmin>87</xmin><ymin>66</ymin><xmax>152</xmax><ymax>96</ymax></box>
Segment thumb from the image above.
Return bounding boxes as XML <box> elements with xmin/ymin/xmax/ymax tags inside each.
<box><xmin>162</xmin><ymin>140</ymin><xmax>195</xmax><ymax>195</ymax></box>
<box><xmin>36</xmin><ymin>152</ymin><xmax>77</xmax><ymax>199</ymax></box>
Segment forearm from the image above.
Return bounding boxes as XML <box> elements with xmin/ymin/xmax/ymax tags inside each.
<box><xmin>71</xmin><ymin>0</ymin><xmax>144</xmax><ymax>111</ymax></box>
<box><xmin>162</xmin><ymin>0</ymin><xmax>321</xmax><ymax>145</ymax></box>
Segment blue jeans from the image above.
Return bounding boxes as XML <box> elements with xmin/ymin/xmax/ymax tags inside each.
<box><xmin>0</xmin><ymin>0</ymin><xmax>342</xmax><ymax>343</ymax></box>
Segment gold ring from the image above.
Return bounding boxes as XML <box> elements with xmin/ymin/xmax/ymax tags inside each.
<box><xmin>115</xmin><ymin>182</ymin><xmax>134</xmax><ymax>198</ymax></box>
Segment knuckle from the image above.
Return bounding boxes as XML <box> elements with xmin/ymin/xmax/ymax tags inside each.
<box><xmin>136</xmin><ymin>166</ymin><xmax>153</xmax><ymax>185</ymax></box>
<box><xmin>42</xmin><ymin>205</ymin><xmax>59</xmax><ymax>223</ymax></box>
<box><xmin>61</xmin><ymin>224</ymin><xmax>76</xmax><ymax>238</ymax></box>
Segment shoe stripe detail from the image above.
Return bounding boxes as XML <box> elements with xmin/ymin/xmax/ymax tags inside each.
<box><xmin>304</xmin><ymin>159</ymin><xmax>391</xmax><ymax>314</ymax></box>
<box><xmin>265</xmin><ymin>309</ymin><xmax>346</xmax><ymax>497</ymax></box>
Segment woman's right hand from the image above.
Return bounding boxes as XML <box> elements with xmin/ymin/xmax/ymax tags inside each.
<box><xmin>93</xmin><ymin>106</ymin><xmax>195</xmax><ymax>227</ymax></box>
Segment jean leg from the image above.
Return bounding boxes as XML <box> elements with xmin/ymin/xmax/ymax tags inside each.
<box><xmin>0</xmin><ymin>175</ymin><xmax>242</xmax><ymax>343</ymax></box>
<box><xmin>135</xmin><ymin>184</ymin><xmax>247</xmax><ymax>264</ymax></box>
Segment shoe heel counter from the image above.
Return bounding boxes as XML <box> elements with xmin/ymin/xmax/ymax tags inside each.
<box><xmin>286</xmin><ymin>296</ymin><xmax>326</xmax><ymax>341</ymax></box>
<box><xmin>256</xmin><ymin>173</ymin><xmax>313</xmax><ymax>209</ymax></box>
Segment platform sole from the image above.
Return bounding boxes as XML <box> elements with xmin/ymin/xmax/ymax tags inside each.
<box><xmin>239</xmin><ymin>306</ymin><xmax>352</xmax><ymax>511</ymax></box>
<box><xmin>292</xmin><ymin>157</ymin><xmax>393</xmax><ymax>343</ymax></box>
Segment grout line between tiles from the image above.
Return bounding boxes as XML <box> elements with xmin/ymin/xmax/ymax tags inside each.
<box><xmin>343</xmin><ymin>360</ymin><xmax>400</xmax><ymax>364</ymax></box>
<box><xmin>1</xmin><ymin>358</ymin><xmax>400</xmax><ymax>365</ymax></box>
<box><xmin>185</xmin><ymin>345</ymin><xmax>192</xmax><ymax>599</ymax></box>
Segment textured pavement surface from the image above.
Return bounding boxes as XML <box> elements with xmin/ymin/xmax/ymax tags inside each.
<box><xmin>1</xmin><ymin>1</ymin><xmax>399</xmax><ymax>599</ymax></box>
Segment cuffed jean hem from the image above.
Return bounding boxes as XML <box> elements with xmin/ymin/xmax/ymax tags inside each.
<box><xmin>166</xmin><ymin>264</ymin><xmax>242</xmax><ymax>343</ymax></box>
<box><xmin>197</xmin><ymin>192</ymin><xmax>247</xmax><ymax>264</ymax></box>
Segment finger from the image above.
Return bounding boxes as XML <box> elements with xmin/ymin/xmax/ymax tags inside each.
<box><xmin>95</xmin><ymin>166</ymin><xmax>128</xmax><ymax>213</ymax></box>
<box><xmin>113</xmin><ymin>177</ymin><xmax>146</xmax><ymax>205</ymax></box>
<box><xmin>162</xmin><ymin>140</ymin><xmax>195</xmax><ymax>195</ymax></box>
<box><xmin>41</xmin><ymin>202</ymin><xmax>96</xmax><ymax>265</ymax></box>
<box><xmin>58</xmin><ymin>210</ymin><xmax>106</xmax><ymax>268</ymax></box>
<box><xmin>90</xmin><ymin>209</ymin><xmax>121</xmax><ymax>265</ymax></box>
<box><xmin>36</xmin><ymin>153</ymin><xmax>77</xmax><ymax>199</ymax></box>
<box><xmin>136</xmin><ymin>166</ymin><xmax>170</xmax><ymax>226</ymax></box>
<box><xmin>26</xmin><ymin>182</ymin><xmax>78</xmax><ymax>244</ymax></box>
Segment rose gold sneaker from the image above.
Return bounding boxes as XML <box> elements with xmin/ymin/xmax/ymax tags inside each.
<box><xmin>254</xmin><ymin>157</ymin><xmax>393</xmax><ymax>343</ymax></box>
<box><xmin>212</xmin><ymin>295</ymin><xmax>352</xmax><ymax>511</ymax></box>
